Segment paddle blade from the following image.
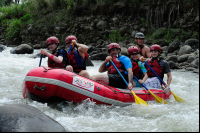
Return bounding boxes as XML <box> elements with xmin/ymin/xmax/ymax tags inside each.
<box><xmin>148</xmin><ymin>90</ymin><xmax>168</xmax><ymax>104</ymax></box>
<box><xmin>170</xmin><ymin>91</ymin><xmax>185</xmax><ymax>102</ymax></box>
<box><xmin>131</xmin><ymin>90</ymin><xmax>148</xmax><ymax>106</ymax></box>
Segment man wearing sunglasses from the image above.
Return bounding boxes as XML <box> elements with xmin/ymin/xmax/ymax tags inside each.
<box><xmin>134</xmin><ymin>32</ymin><xmax>151</xmax><ymax>62</ymax></box>
<box><xmin>41</xmin><ymin>36</ymin><xmax>73</xmax><ymax>71</ymax></box>
<box><xmin>127</xmin><ymin>46</ymin><xmax>148</xmax><ymax>87</ymax></box>
<box><xmin>65</xmin><ymin>35</ymin><xmax>90</xmax><ymax>79</ymax></box>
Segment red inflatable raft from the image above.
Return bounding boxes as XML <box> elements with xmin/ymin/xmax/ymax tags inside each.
<box><xmin>22</xmin><ymin>67</ymin><xmax>171</xmax><ymax>106</ymax></box>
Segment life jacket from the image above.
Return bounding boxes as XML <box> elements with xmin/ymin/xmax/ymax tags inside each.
<box><xmin>146</xmin><ymin>58</ymin><xmax>164</xmax><ymax>79</ymax></box>
<box><xmin>69</xmin><ymin>48</ymin><xmax>87</xmax><ymax>73</ymax></box>
<box><xmin>131</xmin><ymin>59</ymin><xmax>141</xmax><ymax>79</ymax></box>
<box><xmin>48</xmin><ymin>49</ymin><xmax>71</xmax><ymax>68</ymax></box>
<box><xmin>107</xmin><ymin>56</ymin><xmax>126</xmax><ymax>74</ymax></box>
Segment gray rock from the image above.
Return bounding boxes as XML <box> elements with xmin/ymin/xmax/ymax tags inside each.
<box><xmin>168</xmin><ymin>61</ymin><xmax>179</xmax><ymax>69</ymax></box>
<box><xmin>33</xmin><ymin>44</ymin><xmax>43</xmax><ymax>49</ymax></box>
<box><xmin>193</xmin><ymin>68</ymin><xmax>199</xmax><ymax>73</ymax></box>
<box><xmin>178</xmin><ymin>45</ymin><xmax>192</xmax><ymax>55</ymax></box>
<box><xmin>187</xmin><ymin>56</ymin><xmax>195</xmax><ymax>63</ymax></box>
<box><xmin>191</xmin><ymin>58</ymin><xmax>199</xmax><ymax>66</ymax></box>
<box><xmin>10</xmin><ymin>44</ymin><xmax>34</xmax><ymax>54</ymax></box>
<box><xmin>194</xmin><ymin>16</ymin><xmax>199</xmax><ymax>23</ymax></box>
<box><xmin>119</xmin><ymin>26</ymin><xmax>130</xmax><ymax>36</ymax></box>
<box><xmin>131</xmin><ymin>30</ymin><xmax>138</xmax><ymax>38</ymax></box>
<box><xmin>177</xmin><ymin>54</ymin><xmax>190</xmax><ymax>63</ymax></box>
<box><xmin>90</xmin><ymin>52</ymin><xmax>108</xmax><ymax>60</ymax></box>
<box><xmin>185</xmin><ymin>67</ymin><xmax>196</xmax><ymax>71</ymax></box>
<box><xmin>121</xmin><ymin>47</ymin><xmax>128</xmax><ymax>56</ymax></box>
<box><xmin>166</xmin><ymin>55</ymin><xmax>178</xmax><ymax>62</ymax></box>
<box><xmin>112</xmin><ymin>17</ymin><xmax>120</xmax><ymax>24</ymax></box>
<box><xmin>185</xmin><ymin>39</ymin><xmax>199</xmax><ymax>48</ymax></box>
<box><xmin>96</xmin><ymin>20</ymin><xmax>108</xmax><ymax>29</ymax></box>
<box><xmin>0</xmin><ymin>44</ymin><xmax>5</xmax><ymax>52</ymax></box>
<box><xmin>0</xmin><ymin>104</ymin><xmax>66</xmax><ymax>132</ymax></box>
<box><xmin>168</xmin><ymin>39</ymin><xmax>181</xmax><ymax>53</ymax></box>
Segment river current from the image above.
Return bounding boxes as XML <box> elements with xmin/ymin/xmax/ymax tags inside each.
<box><xmin>0</xmin><ymin>47</ymin><xmax>199</xmax><ymax>132</ymax></box>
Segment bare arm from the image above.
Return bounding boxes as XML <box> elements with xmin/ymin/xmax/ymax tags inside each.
<box><xmin>166</xmin><ymin>72</ymin><xmax>172</xmax><ymax>88</ymax></box>
<box><xmin>142</xmin><ymin>72</ymin><xmax>148</xmax><ymax>83</ymax></box>
<box><xmin>72</xmin><ymin>40</ymin><xmax>88</xmax><ymax>58</ymax></box>
<box><xmin>98</xmin><ymin>61</ymin><xmax>108</xmax><ymax>73</ymax></box>
<box><xmin>41</xmin><ymin>49</ymin><xmax>63</xmax><ymax>63</ymax></box>
<box><xmin>127</xmin><ymin>68</ymin><xmax>133</xmax><ymax>90</ymax></box>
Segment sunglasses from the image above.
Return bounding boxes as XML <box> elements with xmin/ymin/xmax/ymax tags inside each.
<box><xmin>47</xmin><ymin>43</ymin><xmax>55</xmax><ymax>47</ymax></box>
<box><xmin>66</xmin><ymin>42</ymin><xmax>71</xmax><ymax>45</ymax></box>
<box><xmin>131</xmin><ymin>53</ymin><xmax>138</xmax><ymax>55</ymax></box>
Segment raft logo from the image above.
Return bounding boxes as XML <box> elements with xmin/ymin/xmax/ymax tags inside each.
<box><xmin>73</xmin><ymin>76</ymin><xmax>94</xmax><ymax>92</ymax></box>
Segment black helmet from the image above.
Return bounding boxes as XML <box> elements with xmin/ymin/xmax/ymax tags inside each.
<box><xmin>135</xmin><ymin>32</ymin><xmax>145</xmax><ymax>39</ymax></box>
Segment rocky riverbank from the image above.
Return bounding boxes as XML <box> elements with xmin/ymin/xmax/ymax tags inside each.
<box><xmin>0</xmin><ymin>1</ymin><xmax>199</xmax><ymax>73</ymax></box>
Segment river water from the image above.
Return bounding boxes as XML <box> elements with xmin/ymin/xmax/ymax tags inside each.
<box><xmin>0</xmin><ymin>47</ymin><xmax>199</xmax><ymax>132</ymax></box>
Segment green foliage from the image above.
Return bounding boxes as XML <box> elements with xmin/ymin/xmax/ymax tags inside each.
<box><xmin>20</xmin><ymin>14</ymin><xmax>32</xmax><ymax>22</ymax></box>
<box><xmin>109</xmin><ymin>30</ymin><xmax>123</xmax><ymax>42</ymax></box>
<box><xmin>140</xmin><ymin>18</ymin><xmax>148</xmax><ymax>27</ymax></box>
<box><xmin>4</xmin><ymin>19</ymin><xmax>22</xmax><ymax>40</ymax></box>
<box><xmin>192</xmin><ymin>32</ymin><xmax>199</xmax><ymax>40</ymax></box>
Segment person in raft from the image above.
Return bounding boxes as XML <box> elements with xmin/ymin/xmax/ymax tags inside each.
<box><xmin>127</xmin><ymin>46</ymin><xmax>148</xmax><ymax>87</ymax></box>
<box><xmin>65</xmin><ymin>35</ymin><xmax>90</xmax><ymax>79</ymax></box>
<box><xmin>143</xmin><ymin>44</ymin><xmax>172</xmax><ymax>89</ymax></box>
<box><xmin>134</xmin><ymin>32</ymin><xmax>151</xmax><ymax>62</ymax></box>
<box><xmin>91</xmin><ymin>43</ymin><xmax>133</xmax><ymax>90</ymax></box>
<box><xmin>41</xmin><ymin>36</ymin><xmax>73</xmax><ymax>71</ymax></box>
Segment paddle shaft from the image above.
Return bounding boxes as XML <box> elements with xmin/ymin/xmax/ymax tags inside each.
<box><xmin>39</xmin><ymin>54</ymin><xmax>43</xmax><ymax>67</ymax></box>
<box><xmin>110</xmin><ymin>60</ymin><xmax>128</xmax><ymax>87</ymax></box>
<box><xmin>133</xmin><ymin>75</ymin><xmax>150</xmax><ymax>91</ymax></box>
<box><xmin>67</xmin><ymin>44</ymin><xmax>73</xmax><ymax>53</ymax></box>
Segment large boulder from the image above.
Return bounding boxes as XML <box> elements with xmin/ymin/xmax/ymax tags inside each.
<box><xmin>178</xmin><ymin>45</ymin><xmax>192</xmax><ymax>55</ymax></box>
<box><xmin>0</xmin><ymin>104</ymin><xmax>66</xmax><ymax>132</ymax></box>
<box><xmin>168</xmin><ymin>39</ymin><xmax>181</xmax><ymax>53</ymax></box>
<box><xmin>185</xmin><ymin>39</ymin><xmax>199</xmax><ymax>49</ymax></box>
<box><xmin>0</xmin><ymin>44</ymin><xmax>5</xmax><ymax>52</ymax></box>
<box><xmin>90</xmin><ymin>52</ymin><xmax>108</xmax><ymax>60</ymax></box>
<box><xmin>10</xmin><ymin>44</ymin><xmax>34</xmax><ymax>54</ymax></box>
<box><xmin>177</xmin><ymin>54</ymin><xmax>190</xmax><ymax>63</ymax></box>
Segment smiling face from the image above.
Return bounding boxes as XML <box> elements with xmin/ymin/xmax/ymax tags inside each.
<box><xmin>109</xmin><ymin>48</ymin><xmax>120</xmax><ymax>57</ymax></box>
<box><xmin>130</xmin><ymin>53</ymin><xmax>139</xmax><ymax>60</ymax></box>
<box><xmin>151</xmin><ymin>50</ymin><xmax>159</xmax><ymax>58</ymax></box>
<box><xmin>47</xmin><ymin>43</ymin><xmax>57</xmax><ymax>51</ymax></box>
<box><xmin>135</xmin><ymin>38</ymin><xmax>144</xmax><ymax>46</ymax></box>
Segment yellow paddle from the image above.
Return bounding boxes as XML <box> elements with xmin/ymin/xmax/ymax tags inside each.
<box><xmin>145</xmin><ymin>61</ymin><xmax>185</xmax><ymax>102</ymax></box>
<box><xmin>133</xmin><ymin>75</ymin><xmax>168</xmax><ymax>104</ymax></box>
<box><xmin>110</xmin><ymin>60</ymin><xmax>148</xmax><ymax>106</ymax></box>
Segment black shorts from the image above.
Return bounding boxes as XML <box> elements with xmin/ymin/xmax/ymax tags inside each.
<box><xmin>108</xmin><ymin>73</ymin><xmax>128</xmax><ymax>89</ymax></box>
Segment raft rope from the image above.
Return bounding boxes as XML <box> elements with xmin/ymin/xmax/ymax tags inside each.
<box><xmin>41</xmin><ymin>67</ymin><xmax>166</xmax><ymax>95</ymax></box>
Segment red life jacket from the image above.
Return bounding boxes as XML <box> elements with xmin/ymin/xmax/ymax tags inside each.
<box><xmin>146</xmin><ymin>58</ymin><xmax>163</xmax><ymax>79</ymax></box>
<box><xmin>107</xmin><ymin>56</ymin><xmax>125</xmax><ymax>74</ymax></box>
<box><xmin>69</xmin><ymin>49</ymin><xmax>87</xmax><ymax>73</ymax></box>
<box><xmin>131</xmin><ymin>60</ymin><xmax>140</xmax><ymax>79</ymax></box>
<box><xmin>48</xmin><ymin>49</ymin><xmax>72</xmax><ymax>68</ymax></box>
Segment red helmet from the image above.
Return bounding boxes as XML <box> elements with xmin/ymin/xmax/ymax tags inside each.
<box><xmin>107</xmin><ymin>43</ymin><xmax>121</xmax><ymax>53</ymax></box>
<box><xmin>128</xmin><ymin>46</ymin><xmax>139</xmax><ymax>55</ymax></box>
<box><xmin>150</xmin><ymin>44</ymin><xmax>162</xmax><ymax>53</ymax></box>
<box><xmin>65</xmin><ymin>35</ymin><xmax>78</xmax><ymax>44</ymax></box>
<box><xmin>46</xmin><ymin>36</ymin><xmax>59</xmax><ymax>45</ymax></box>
